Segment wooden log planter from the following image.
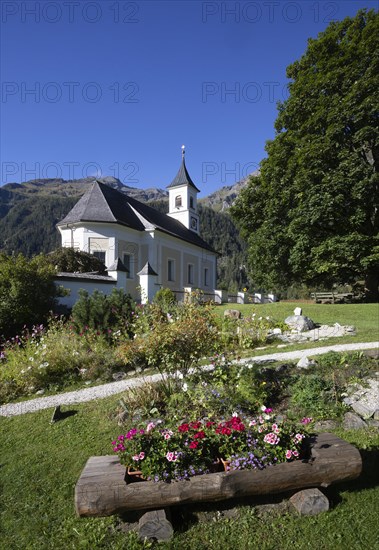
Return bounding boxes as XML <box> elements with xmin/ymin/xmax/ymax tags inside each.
<box><xmin>75</xmin><ymin>433</ymin><xmax>362</xmax><ymax>518</ymax></box>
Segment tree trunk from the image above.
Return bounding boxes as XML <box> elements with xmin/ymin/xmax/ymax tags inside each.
<box><xmin>364</xmin><ymin>267</ymin><xmax>379</xmax><ymax>302</ymax></box>
<box><xmin>75</xmin><ymin>433</ymin><xmax>362</xmax><ymax>517</ymax></box>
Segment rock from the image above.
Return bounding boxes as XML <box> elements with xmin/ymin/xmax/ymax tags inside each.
<box><xmin>313</xmin><ymin>419</ymin><xmax>339</xmax><ymax>432</ymax></box>
<box><xmin>272</xmin><ymin>328</ymin><xmax>282</xmax><ymax>335</ymax></box>
<box><xmin>364</xmin><ymin>348</ymin><xmax>379</xmax><ymax>359</ymax></box>
<box><xmin>294</xmin><ymin>307</ymin><xmax>302</xmax><ymax>316</ymax></box>
<box><xmin>342</xmin><ymin>412</ymin><xmax>368</xmax><ymax>430</ymax></box>
<box><xmin>116</xmin><ymin>410</ymin><xmax>129</xmax><ymax>426</ymax></box>
<box><xmin>344</xmin><ymin>377</ymin><xmax>379</xmax><ymax>419</ymax></box>
<box><xmin>112</xmin><ymin>372</ymin><xmax>126</xmax><ymax>381</ymax></box>
<box><xmin>296</xmin><ymin>356</ymin><xmax>316</xmax><ymax>369</ymax></box>
<box><xmin>284</xmin><ymin>315</ymin><xmax>315</xmax><ymax>332</ymax></box>
<box><xmin>224</xmin><ymin>309</ymin><xmax>241</xmax><ymax>320</ymax></box>
<box><xmin>35</xmin><ymin>389</ymin><xmax>45</xmax><ymax>395</ymax></box>
<box><xmin>290</xmin><ymin>489</ymin><xmax>329</xmax><ymax>515</ymax></box>
<box><xmin>374</xmin><ymin>410</ymin><xmax>379</xmax><ymax>421</ymax></box>
<box><xmin>367</xmin><ymin>419</ymin><xmax>379</xmax><ymax>428</ymax></box>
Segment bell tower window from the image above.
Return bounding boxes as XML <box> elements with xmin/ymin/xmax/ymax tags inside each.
<box><xmin>190</xmin><ymin>196</ymin><xmax>194</xmax><ymax>209</ymax></box>
<box><xmin>175</xmin><ymin>195</ymin><xmax>182</xmax><ymax>208</ymax></box>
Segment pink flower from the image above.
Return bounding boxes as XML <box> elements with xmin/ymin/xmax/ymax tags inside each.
<box><xmin>146</xmin><ymin>422</ymin><xmax>155</xmax><ymax>433</ymax></box>
<box><xmin>163</xmin><ymin>430</ymin><xmax>173</xmax><ymax>440</ymax></box>
<box><xmin>293</xmin><ymin>450</ymin><xmax>299</xmax><ymax>457</ymax></box>
<box><xmin>263</xmin><ymin>432</ymin><xmax>280</xmax><ymax>445</ymax></box>
<box><xmin>139</xmin><ymin>452</ymin><xmax>145</xmax><ymax>460</ymax></box>
<box><xmin>132</xmin><ymin>454</ymin><xmax>140</xmax><ymax>461</ymax></box>
<box><xmin>285</xmin><ymin>450</ymin><xmax>292</xmax><ymax>459</ymax></box>
<box><xmin>166</xmin><ymin>451</ymin><xmax>178</xmax><ymax>462</ymax></box>
<box><xmin>249</xmin><ymin>419</ymin><xmax>257</xmax><ymax>426</ymax></box>
<box><xmin>295</xmin><ymin>433</ymin><xmax>304</xmax><ymax>442</ymax></box>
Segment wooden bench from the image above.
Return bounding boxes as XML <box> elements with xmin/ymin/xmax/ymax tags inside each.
<box><xmin>75</xmin><ymin>433</ymin><xmax>361</xmax><ymax>539</ymax></box>
<box><xmin>311</xmin><ymin>292</ymin><xmax>354</xmax><ymax>304</ymax></box>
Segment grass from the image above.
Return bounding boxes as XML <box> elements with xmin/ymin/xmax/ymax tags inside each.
<box><xmin>1</xmin><ymin>395</ymin><xmax>379</xmax><ymax>549</ymax></box>
<box><xmin>216</xmin><ymin>302</ymin><xmax>379</xmax><ymax>346</ymax></box>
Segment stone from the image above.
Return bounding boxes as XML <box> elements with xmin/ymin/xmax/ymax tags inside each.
<box><xmin>284</xmin><ymin>315</ymin><xmax>315</xmax><ymax>332</ymax></box>
<box><xmin>116</xmin><ymin>410</ymin><xmax>129</xmax><ymax>426</ymax></box>
<box><xmin>313</xmin><ymin>419</ymin><xmax>339</xmax><ymax>432</ymax></box>
<box><xmin>342</xmin><ymin>412</ymin><xmax>368</xmax><ymax>430</ymax></box>
<box><xmin>374</xmin><ymin>410</ymin><xmax>379</xmax><ymax>421</ymax></box>
<box><xmin>296</xmin><ymin>356</ymin><xmax>315</xmax><ymax>369</ymax></box>
<box><xmin>345</xmin><ymin>377</ymin><xmax>379</xmax><ymax>419</ymax></box>
<box><xmin>294</xmin><ymin>307</ymin><xmax>302</xmax><ymax>316</ymax></box>
<box><xmin>290</xmin><ymin>489</ymin><xmax>329</xmax><ymax>516</ymax></box>
<box><xmin>272</xmin><ymin>328</ymin><xmax>282</xmax><ymax>335</ymax></box>
<box><xmin>367</xmin><ymin>419</ymin><xmax>379</xmax><ymax>428</ymax></box>
<box><xmin>364</xmin><ymin>348</ymin><xmax>379</xmax><ymax>359</ymax></box>
<box><xmin>112</xmin><ymin>372</ymin><xmax>126</xmax><ymax>381</ymax></box>
<box><xmin>35</xmin><ymin>389</ymin><xmax>45</xmax><ymax>395</ymax></box>
<box><xmin>224</xmin><ymin>309</ymin><xmax>241</xmax><ymax>320</ymax></box>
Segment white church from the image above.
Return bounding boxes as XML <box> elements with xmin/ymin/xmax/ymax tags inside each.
<box><xmin>55</xmin><ymin>147</ymin><xmax>218</xmax><ymax>307</ymax></box>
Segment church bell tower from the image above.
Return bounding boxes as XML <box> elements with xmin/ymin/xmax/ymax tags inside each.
<box><xmin>167</xmin><ymin>146</ymin><xmax>200</xmax><ymax>234</ymax></box>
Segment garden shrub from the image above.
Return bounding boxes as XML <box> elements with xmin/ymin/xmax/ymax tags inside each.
<box><xmin>117</xmin><ymin>300</ymin><xmax>221</xmax><ymax>388</ymax></box>
<box><xmin>0</xmin><ymin>318</ymin><xmax>123</xmax><ymax>402</ymax></box>
<box><xmin>219</xmin><ymin>311</ymin><xmax>288</xmax><ymax>350</ymax></box>
<box><xmin>152</xmin><ymin>287</ymin><xmax>177</xmax><ymax>312</ymax></box>
<box><xmin>71</xmin><ymin>288</ymin><xmax>135</xmax><ymax>337</ymax></box>
<box><xmin>289</xmin><ymin>373</ymin><xmax>343</xmax><ymax>419</ymax></box>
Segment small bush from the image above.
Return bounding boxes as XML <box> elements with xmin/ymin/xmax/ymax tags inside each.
<box><xmin>153</xmin><ymin>287</ymin><xmax>177</xmax><ymax>312</ymax></box>
<box><xmin>71</xmin><ymin>288</ymin><xmax>135</xmax><ymax>337</ymax></box>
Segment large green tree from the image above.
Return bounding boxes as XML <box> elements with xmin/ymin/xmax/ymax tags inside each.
<box><xmin>0</xmin><ymin>254</ymin><xmax>60</xmax><ymax>338</ymax></box>
<box><xmin>231</xmin><ymin>9</ymin><xmax>379</xmax><ymax>300</ymax></box>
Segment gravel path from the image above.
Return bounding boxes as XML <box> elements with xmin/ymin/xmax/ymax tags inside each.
<box><xmin>1</xmin><ymin>341</ymin><xmax>377</xmax><ymax>418</ymax></box>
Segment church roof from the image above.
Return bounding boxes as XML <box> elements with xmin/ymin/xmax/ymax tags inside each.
<box><xmin>137</xmin><ymin>262</ymin><xmax>158</xmax><ymax>276</ymax></box>
<box><xmin>166</xmin><ymin>156</ymin><xmax>200</xmax><ymax>192</ymax></box>
<box><xmin>57</xmin><ymin>181</ymin><xmax>215</xmax><ymax>253</ymax></box>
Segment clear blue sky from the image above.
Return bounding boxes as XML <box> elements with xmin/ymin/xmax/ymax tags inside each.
<box><xmin>0</xmin><ymin>0</ymin><xmax>376</xmax><ymax>196</ymax></box>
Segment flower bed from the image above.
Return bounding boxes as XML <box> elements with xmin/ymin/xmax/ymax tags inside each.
<box><xmin>112</xmin><ymin>409</ymin><xmax>311</xmax><ymax>483</ymax></box>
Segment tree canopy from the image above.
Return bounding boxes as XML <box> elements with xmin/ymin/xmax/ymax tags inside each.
<box><xmin>0</xmin><ymin>254</ymin><xmax>60</xmax><ymax>338</ymax></box>
<box><xmin>231</xmin><ymin>9</ymin><xmax>379</xmax><ymax>300</ymax></box>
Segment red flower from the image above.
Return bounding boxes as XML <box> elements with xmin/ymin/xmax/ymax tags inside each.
<box><xmin>189</xmin><ymin>441</ymin><xmax>199</xmax><ymax>449</ymax></box>
<box><xmin>206</xmin><ymin>421</ymin><xmax>215</xmax><ymax>428</ymax></box>
<box><xmin>194</xmin><ymin>431</ymin><xmax>206</xmax><ymax>439</ymax></box>
<box><xmin>178</xmin><ymin>423</ymin><xmax>190</xmax><ymax>432</ymax></box>
<box><xmin>189</xmin><ymin>421</ymin><xmax>202</xmax><ymax>430</ymax></box>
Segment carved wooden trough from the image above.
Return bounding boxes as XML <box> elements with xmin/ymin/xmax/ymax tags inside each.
<box><xmin>75</xmin><ymin>433</ymin><xmax>362</xmax><ymax>518</ymax></box>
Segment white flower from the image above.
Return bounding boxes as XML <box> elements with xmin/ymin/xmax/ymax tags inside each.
<box><xmin>176</xmin><ymin>370</ymin><xmax>184</xmax><ymax>379</ymax></box>
<box><xmin>182</xmin><ymin>383</ymin><xmax>188</xmax><ymax>392</ymax></box>
<box><xmin>260</xmin><ymin>405</ymin><xmax>267</xmax><ymax>412</ymax></box>
<box><xmin>232</xmin><ymin>411</ymin><xmax>238</xmax><ymax>417</ymax></box>
<box><xmin>264</xmin><ymin>414</ymin><xmax>271</xmax><ymax>420</ymax></box>
<box><xmin>29</xmin><ymin>357</ymin><xmax>34</xmax><ymax>362</ymax></box>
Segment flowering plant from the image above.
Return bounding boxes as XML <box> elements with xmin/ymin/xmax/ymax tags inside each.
<box><xmin>112</xmin><ymin>409</ymin><xmax>311</xmax><ymax>482</ymax></box>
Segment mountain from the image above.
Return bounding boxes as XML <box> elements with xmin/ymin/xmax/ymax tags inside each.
<box><xmin>0</xmin><ymin>175</ymin><xmax>254</xmax><ymax>289</ymax></box>
<box><xmin>200</xmin><ymin>170</ymin><xmax>259</xmax><ymax>212</ymax></box>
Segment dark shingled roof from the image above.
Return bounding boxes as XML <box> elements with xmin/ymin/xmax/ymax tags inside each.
<box><xmin>56</xmin><ymin>272</ymin><xmax>116</xmax><ymax>283</ymax></box>
<box><xmin>137</xmin><ymin>262</ymin><xmax>158</xmax><ymax>276</ymax></box>
<box><xmin>108</xmin><ymin>258</ymin><xmax>129</xmax><ymax>272</ymax></box>
<box><xmin>166</xmin><ymin>157</ymin><xmax>200</xmax><ymax>192</ymax></box>
<box><xmin>57</xmin><ymin>181</ymin><xmax>216</xmax><ymax>253</ymax></box>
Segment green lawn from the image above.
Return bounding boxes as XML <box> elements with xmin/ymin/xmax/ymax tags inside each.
<box><xmin>215</xmin><ymin>302</ymin><xmax>379</xmax><ymax>353</ymax></box>
<box><xmin>1</xmin><ymin>397</ymin><xmax>379</xmax><ymax>549</ymax></box>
